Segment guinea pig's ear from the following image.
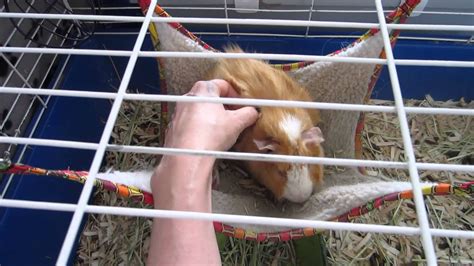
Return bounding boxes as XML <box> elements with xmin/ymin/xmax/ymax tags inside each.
<box><xmin>227</xmin><ymin>76</ymin><xmax>249</xmax><ymax>95</ymax></box>
<box><xmin>253</xmin><ymin>139</ymin><xmax>278</xmax><ymax>153</ymax></box>
<box><xmin>302</xmin><ymin>127</ymin><xmax>325</xmax><ymax>146</ymax></box>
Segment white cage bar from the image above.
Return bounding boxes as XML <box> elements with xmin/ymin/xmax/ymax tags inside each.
<box><xmin>0</xmin><ymin>0</ymin><xmax>473</xmax><ymax>265</ymax></box>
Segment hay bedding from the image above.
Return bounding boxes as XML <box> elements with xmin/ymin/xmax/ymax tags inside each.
<box><xmin>75</xmin><ymin>96</ymin><xmax>473</xmax><ymax>265</ymax></box>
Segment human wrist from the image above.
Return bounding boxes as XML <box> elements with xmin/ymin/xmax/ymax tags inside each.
<box><xmin>165</xmin><ymin>133</ymin><xmax>218</xmax><ymax>151</ymax></box>
<box><xmin>158</xmin><ymin>154</ymin><xmax>215</xmax><ymax>173</ymax></box>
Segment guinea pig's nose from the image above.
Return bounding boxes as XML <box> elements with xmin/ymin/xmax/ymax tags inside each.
<box><xmin>287</xmin><ymin>192</ymin><xmax>312</xmax><ymax>203</ymax></box>
<box><xmin>282</xmin><ymin>182</ymin><xmax>313</xmax><ymax>203</ymax></box>
<box><xmin>282</xmin><ymin>165</ymin><xmax>314</xmax><ymax>203</ymax></box>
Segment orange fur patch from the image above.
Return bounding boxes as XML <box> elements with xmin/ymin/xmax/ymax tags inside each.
<box><xmin>207</xmin><ymin>46</ymin><xmax>324</xmax><ymax>201</ymax></box>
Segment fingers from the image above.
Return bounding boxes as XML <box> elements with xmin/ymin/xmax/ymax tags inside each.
<box><xmin>230</xmin><ymin>106</ymin><xmax>258</xmax><ymax>133</ymax></box>
<box><xmin>188</xmin><ymin>80</ymin><xmax>240</xmax><ymax>98</ymax></box>
<box><xmin>209</xmin><ymin>79</ymin><xmax>241</xmax><ymax>98</ymax></box>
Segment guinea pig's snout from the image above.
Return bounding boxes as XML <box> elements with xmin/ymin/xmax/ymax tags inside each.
<box><xmin>281</xmin><ymin>165</ymin><xmax>314</xmax><ymax>203</ymax></box>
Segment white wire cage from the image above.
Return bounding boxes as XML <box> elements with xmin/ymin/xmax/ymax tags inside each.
<box><xmin>0</xmin><ymin>0</ymin><xmax>473</xmax><ymax>265</ymax></box>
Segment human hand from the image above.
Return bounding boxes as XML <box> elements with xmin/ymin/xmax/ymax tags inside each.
<box><xmin>164</xmin><ymin>79</ymin><xmax>258</xmax><ymax>152</ymax></box>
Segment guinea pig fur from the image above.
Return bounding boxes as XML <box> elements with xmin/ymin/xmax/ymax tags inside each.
<box><xmin>207</xmin><ymin>45</ymin><xmax>325</xmax><ymax>203</ymax></box>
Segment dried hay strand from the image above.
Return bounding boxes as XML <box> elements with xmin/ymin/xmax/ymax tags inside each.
<box><xmin>219</xmin><ymin>237</ymin><xmax>297</xmax><ymax>265</ymax></box>
<box><xmin>325</xmin><ymin>96</ymin><xmax>473</xmax><ymax>265</ymax></box>
<box><xmin>363</xmin><ymin>96</ymin><xmax>473</xmax><ymax>183</ymax></box>
<box><xmin>75</xmin><ymin>100</ymin><xmax>158</xmax><ymax>265</ymax></box>
<box><xmin>76</xmin><ymin>96</ymin><xmax>473</xmax><ymax>265</ymax></box>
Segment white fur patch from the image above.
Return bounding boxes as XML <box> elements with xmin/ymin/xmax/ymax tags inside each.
<box><xmin>279</xmin><ymin>114</ymin><xmax>302</xmax><ymax>145</ymax></box>
<box><xmin>96</xmin><ymin>170</ymin><xmax>153</xmax><ymax>193</ymax></box>
<box><xmin>282</xmin><ymin>165</ymin><xmax>314</xmax><ymax>203</ymax></box>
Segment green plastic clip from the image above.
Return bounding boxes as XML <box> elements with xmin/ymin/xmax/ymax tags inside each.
<box><xmin>0</xmin><ymin>157</ymin><xmax>12</xmax><ymax>171</ymax></box>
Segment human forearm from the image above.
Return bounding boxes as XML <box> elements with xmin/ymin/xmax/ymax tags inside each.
<box><xmin>146</xmin><ymin>80</ymin><xmax>257</xmax><ymax>265</ymax></box>
<box><xmin>147</xmin><ymin>155</ymin><xmax>220</xmax><ymax>265</ymax></box>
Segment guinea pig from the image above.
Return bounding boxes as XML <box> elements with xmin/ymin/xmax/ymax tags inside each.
<box><xmin>207</xmin><ymin>45</ymin><xmax>325</xmax><ymax>203</ymax></box>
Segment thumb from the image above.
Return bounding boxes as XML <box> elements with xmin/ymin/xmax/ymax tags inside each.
<box><xmin>229</xmin><ymin>106</ymin><xmax>259</xmax><ymax>133</ymax></box>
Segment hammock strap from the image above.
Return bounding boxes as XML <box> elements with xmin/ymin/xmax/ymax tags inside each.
<box><xmin>1</xmin><ymin>162</ymin><xmax>472</xmax><ymax>242</ymax></box>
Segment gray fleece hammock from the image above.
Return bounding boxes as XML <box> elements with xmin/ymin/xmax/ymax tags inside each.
<box><xmin>121</xmin><ymin>0</ymin><xmax>427</xmax><ymax>232</ymax></box>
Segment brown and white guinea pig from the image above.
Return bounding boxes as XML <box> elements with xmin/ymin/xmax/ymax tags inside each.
<box><xmin>207</xmin><ymin>45</ymin><xmax>325</xmax><ymax>203</ymax></box>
